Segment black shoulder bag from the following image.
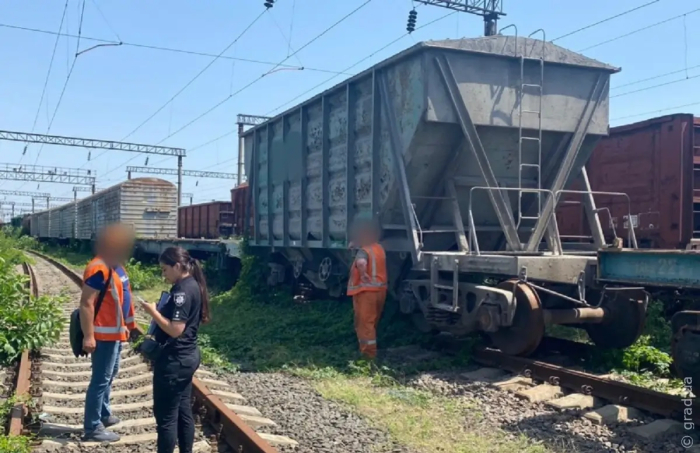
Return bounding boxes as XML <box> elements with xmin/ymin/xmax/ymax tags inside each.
<box><xmin>139</xmin><ymin>292</ymin><xmax>175</xmax><ymax>362</ymax></box>
<box><xmin>69</xmin><ymin>269</ymin><xmax>113</xmax><ymax>358</ymax></box>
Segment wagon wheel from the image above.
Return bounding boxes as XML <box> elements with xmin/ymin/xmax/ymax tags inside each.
<box><xmin>584</xmin><ymin>289</ymin><xmax>646</xmax><ymax>349</ymax></box>
<box><xmin>318</xmin><ymin>257</ymin><xmax>332</xmax><ymax>282</ymax></box>
<box><xmin>488</xmin><ymin>280</ymin><xmax>544</xmax><ymax>356</ymax></box>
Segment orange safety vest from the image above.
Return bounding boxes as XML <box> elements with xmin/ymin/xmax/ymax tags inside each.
<box><xmin>347</xmin><ymin>243</ymin><xmax>388</xmax><ymax>296</ymax></box>
<box><xmin>82</xmin><ymin>257</ymin><xmax>132</xmax><ymax>342</ymax></box>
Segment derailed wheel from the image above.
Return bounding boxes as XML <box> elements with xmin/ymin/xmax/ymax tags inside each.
<box><xmin>584</xmin><ymin>289</ymin><xmax>647</xmax><ymax>349</ymax></box>
<box><xmin>671</xmin><ymin>311</ymin><xmax>700</xmax><ymax>388</ymax></box>
<box><xmin>488</xmin><ymin>280</ymin><xmax>544</xmax><ymax>356</ymax></box>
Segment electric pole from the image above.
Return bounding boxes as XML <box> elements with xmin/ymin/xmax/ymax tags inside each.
<box><xmin>236</xmin><ymin>114</ymin><xmax>270</xmax><ymax>187</ymax></box>
<box><xmin>411</xmin><ymin>1</ymin><xmax>505</xmax><ymax>36</ymax></box>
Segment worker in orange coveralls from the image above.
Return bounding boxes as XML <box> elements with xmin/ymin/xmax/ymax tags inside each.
<box><xmin>347</xmin><ymin>215</ymin><xmax>387</xmax><ymax>359</ymax></box>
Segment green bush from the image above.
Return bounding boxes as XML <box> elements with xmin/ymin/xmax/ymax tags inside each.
<box><xmin>124</xmin><ymin>258</ymin><xmax>162</xmax><ymax>290</ymax></box>
<box><xmin>0</xmin><ymin>232</ymin><xmax>65</xmax><ymax>364</ymax></box>
<box><xmin>0</xmin><ymin>435</ymin><xmax>31</xmax><ymax>453</ymax></box>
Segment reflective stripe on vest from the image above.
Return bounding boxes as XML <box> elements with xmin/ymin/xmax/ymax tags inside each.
<box><xmin>347</xmin><ymin>245</ymin><xmax>387</xmax><ymax>292</ymax></box>
<box><xmin>88</xmin><ymin>259</ymin><xmax>124</xmax><ymax>335</ymax></box>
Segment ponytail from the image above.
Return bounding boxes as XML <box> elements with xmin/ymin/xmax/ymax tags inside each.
<box><xmin>159</xmin><ymin>246</ymin><xmax>211</xmax><ymax>324</ymax></box>
<box><xmin>188</xmin><ymin>259</ymin><xmax>210</xmax><ymax>324</ymax></box>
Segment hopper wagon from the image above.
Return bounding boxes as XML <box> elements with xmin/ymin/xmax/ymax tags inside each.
<box><xmin>27</xmin><ymin>178</ymin><xmax>177</xmax><ymax>241</ymax></box>
<box><xmin>241</xmin><ymin>34</ymin><xmax>650</xmax><ymax>357</ymax></box>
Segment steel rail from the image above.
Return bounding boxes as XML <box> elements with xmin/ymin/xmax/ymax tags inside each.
<box><xmin>8</xmin><ymin>262</ymin><xmax>37</xmax><ymax>436</ymax></box>
<box><xmin>25</xmin><ymin>250</ymin><xmax>277</xmax><ymax>453</ymax></box>
<box><xmin>473</xmin><ymin>345</ymin><xmax>699</xmax><ymax>424</ymax></box>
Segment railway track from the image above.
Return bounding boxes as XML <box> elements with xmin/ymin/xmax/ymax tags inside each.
<box><xmin>12</xmin><ymin>252</ymin><xmax>298</xmax><ymax>452</ymax></box>
<box><xmin>396</xmin><ymin>335</ymin><xmax>698</xmax><ymax>448</ymax></box>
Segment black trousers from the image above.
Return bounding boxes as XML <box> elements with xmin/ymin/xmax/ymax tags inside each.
<box><xmin>152</xmin><ymin>349</ymin><xmax>200</xmax><ymax>453</ymax></box>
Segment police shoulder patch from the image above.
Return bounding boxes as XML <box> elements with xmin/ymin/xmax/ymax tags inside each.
<box><xmin>173</xmin><ymin>292</ymin><xmax>186</xmax><ymax>307</ymax></box>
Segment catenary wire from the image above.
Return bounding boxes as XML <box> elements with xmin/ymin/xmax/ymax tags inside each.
<box><xmin>31</xmin><ymin>0</ymin><xmax>85</xmax><ymax>168</ymax></box>
<box><xmin>0</xmin><ymin>23</ymin><xmax>353</xmax><ymax>76</ymax></box>
<box><xmin>611</xmin><ymin>101</ymin><xmax>700</xmax><ymax>121</ymax></box>
<box><xmin>56</xmin><ymin>3</ymin><xmax>700</xmax><ymax>197</ymax></box>
<box><xmin>81</xmin><ymin>8</ymin><xmax>269</xmax><ymax>173</ymax></box>
<box><xmin>88</xmin><ymin>0</ymin><xmax>122</xmax><ymax>42</ymax></box>
<box><xmin>94</xmin><ymin>0</ymin><xmax>377</xmax><ymax>185</ymax></box>
<box><xmin>610</xmin><ymin>73</ymin><xmax>700</xmax><ymax>99</ymax></box>
<box><xmin>118</xmin><ymin>9</ymin><xmax>268</xmax><ymax>143</ymax></box>
<box><xmin>612</xmin><ymin>64</ymin><xmax>700</xmax><ymax>90</ymax></box>
<box><xmin>552</xmin><ymin>0</ymin><xmax>661</xmax><ymax>42</ymax></box>
<box><xmin>13</xmin><ymin>0</ymin><xmax>69</xmax><ymax>171</ymax></box>
<box><xmin>158</xmin><ymin>7</ymin><xmax>456</xmax><ymax>170</ymax></box>
<box><xmin>156</xmin><ymin>2</ymin><xmax>696</xmax><ymax>197</ymax></box>
<box><xmin>579</xmin><ymin>7</ymin><xmax>700</xmax><ymax>52</ymax></box>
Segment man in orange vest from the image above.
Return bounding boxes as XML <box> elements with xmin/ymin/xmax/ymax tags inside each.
<box><xmin>80</xmin><ymin>223</ymin><xmax>137</xmax><ymax>442</ymax></box>
<box><xmin>347</xmin><ymin>215</ymin><xmax>388</xmax><ymax>359</ymax></box>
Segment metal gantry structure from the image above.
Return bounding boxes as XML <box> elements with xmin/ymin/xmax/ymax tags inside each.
<box><xmin>414</xmin><ymin>0</ymin><xmax>505</xmax><ymax>36</ymax></box>
<box><xmin>237</xmin><ymin>114</ymin><xmax>270</xmax><ymax>186</ymax></box>
<box><xmin>0</xmin><ymin>163</ymin><xmax>96</xmax><ymax>187</ymax></box>
<box><xmin>0</xmin><ymin>189</ymin><xmax>60</xmax><ymax>211</ymax></box>
<box><xmin>126</xmin><ymin>166</ymin><xmax>236</xmax><ymax>204</ymax></box>
<box><xmin>0</xmin><ymin>130</ymin><xmax>185</xmax><ymax>156</ymax></box>
<box><xmin>0</xmin><ymin>129</ymin><xmax>187</xmax><ymax>205</ymax></box>
<box><xmin>0</xmin><ymin>201</ymin><xmax>59</xmax><ymax>216</ymax></box>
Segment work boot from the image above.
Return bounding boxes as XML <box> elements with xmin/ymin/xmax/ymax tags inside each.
<box><xmin>101</xmin><ymin>415</ymin><xmax>120</xmax><ymax>428</ymax></box>
<box><xmin>82</xmin><ymin>427</ymin><xmax>120</xmax><ymax>443</ymax></box>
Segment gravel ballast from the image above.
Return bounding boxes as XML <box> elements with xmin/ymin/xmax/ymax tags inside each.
<box><xmin>220</xmin><ymin>371</ymin><xmax>414</xmax><ymax>453</ymax></box>
<box><xmin>410</xmin><ymin>370</ymin><xmax>688</xmax><ymax>453</ymax></box>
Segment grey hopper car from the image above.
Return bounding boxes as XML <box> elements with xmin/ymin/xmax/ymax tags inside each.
<box><xmin>28</xmin><ymin>178</ymin><xmax>177</xmax><ymax>240</ymax></box>
<box><xmin>243</xmin><ymin>34</ymin><xmax>646</xmax><ymax>356</ymax></box>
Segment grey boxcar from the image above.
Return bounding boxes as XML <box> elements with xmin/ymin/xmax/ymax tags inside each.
<box><xmin>242</xmin><ymin>34</ymin><xmax>647</xmax><ymax>356</ymax></box>
<box><xmin>30</xmin><ymin>178</ymin><xmax>177</xmax><ymax>240</ymax></box>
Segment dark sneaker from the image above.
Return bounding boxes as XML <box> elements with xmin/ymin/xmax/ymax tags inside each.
<box><xmin>101</xmin><ymin>416</ymin><xmax>121</xmax><ymax>428</ymax></box>
<box><xmin>82</xmin><ymin>427</ymin><xmax>120</xmax><ymax>443</ymax></box>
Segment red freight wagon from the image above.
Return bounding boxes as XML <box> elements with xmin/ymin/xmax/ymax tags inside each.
<box><xmin>231</xmin><ymin>183</ymin><xmax>250</xmax><ymax>237</ymax></box>
<box><xmin>558</xmin><ymin>113</ymin><xmax>699</xmax><ymax>249</ymax></box>
<box><xmin>178</xmin><ymin>201</ymin><xmax>233</xmax><ymax>239</ymax></box>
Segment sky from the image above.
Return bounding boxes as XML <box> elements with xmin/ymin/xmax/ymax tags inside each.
<box><xmin>0</xmin><ymin>0</ymin><xmax>698</xmax><ymax>216</ymax></box>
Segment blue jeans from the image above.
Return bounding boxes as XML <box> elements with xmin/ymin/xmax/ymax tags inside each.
<box><xmin>83</xmin><ymin>341</ymin><xmax>122</xmax><ymax>433</ymax></box>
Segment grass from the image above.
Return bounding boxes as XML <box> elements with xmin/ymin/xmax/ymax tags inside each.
<box><xmin>310</xmin><ymin>372</ymin><xmax>550</xmax><ymax>453</ymax></box>
<box><xmin>199</xmin><ymin>246</ymin><xmax>554</xmax><ymax>453</ymax></box>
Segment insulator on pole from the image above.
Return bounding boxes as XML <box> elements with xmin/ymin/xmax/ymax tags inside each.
<box><xmin>407</xmin><ymin>9</ymin><xmax>417</xmax><ymax>33</ymax></box>
<box><xmin>264</xmin><ymin>0</ymin><xmax>274</xmax><ymax>8</ymax></box>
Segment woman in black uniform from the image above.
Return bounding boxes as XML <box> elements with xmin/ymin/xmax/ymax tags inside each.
<box><xmin>139</xmin><ymin>246</ymin><xmax>210</xmax><ymax>453</ymax></box>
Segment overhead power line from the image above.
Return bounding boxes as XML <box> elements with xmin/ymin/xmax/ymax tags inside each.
<box><xmin>579</xmin><ymin>7</ymin><xmax>700</xmax><ymax>52</ymax></box>
<box><xmin>83</xmin><ymin>7</ymin><xmax>270</xmax><ymax>176</ymax></box>
<box><xmin>552</xmin><ymin>0</ymin><xmax>660</xmax><ymax>42</ymax></box>
<box><xmin>176</xmin><ymin>1</ymin><xmax>682</xmax><ymax>169</ymax></box>
<box><xmin>31</xmin><ymin>0</ymin><xmax>86</xmax><ymax>167</ymax></box>
<box><xmin>0</xmin><ymin>23</ymin><xmax>352</xmax><ymax>76</ymax></box>
<box><xmin>99</xmin><ymin>0</ymin><xmax>376</xmax><ymax>181</ymax></box>
<box><xmin>119</xmin><ymin>9</ymin><xmax>269</xmax><ymax>143</ymax></box>
<box><xmin>610</xmin><ymin>73</ymin><xmax>700</xmax><ymax>99</ymax></box>
<box><xmin>612</xmin><ymin>101</ymin><xmax>700</xmax><ymax>122</ymax></box>
<box><xmin>18</xmin><ymin>0</ymin><xmax>70</xmax><ymax>168</ymax></box>
<box><xmin>177</xmin><ymin>9</ymin><xmax>457</xmax><ymax>160</ymax></box>
<box><xmin>612</xmin><ymin>63</ymin><xmax>700</xmax><ymax>90</ymax></box>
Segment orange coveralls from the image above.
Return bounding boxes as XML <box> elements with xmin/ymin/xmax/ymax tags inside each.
<box><xmin>347</xmin><ymin>243</ymin><xmax>388</xmax><ymax>358</ymax></box>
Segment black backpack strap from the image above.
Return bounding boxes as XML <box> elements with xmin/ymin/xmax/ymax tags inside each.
<box><xmin>93</xmin><ymin>268</ymin><xmax>114</xmax><ymax>321</ymax></box>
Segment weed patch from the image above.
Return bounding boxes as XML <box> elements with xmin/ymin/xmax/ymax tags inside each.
<box><xmin>0</xmin><ymin>231</ymin><xmax>65</xmax><ymax>364</ymax></box>
<box><xmin>313</xmin><ymin>374</ymin><xmax>551</xmax><ymax>453</ymax></box>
